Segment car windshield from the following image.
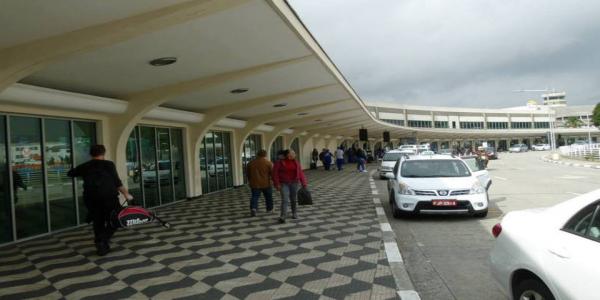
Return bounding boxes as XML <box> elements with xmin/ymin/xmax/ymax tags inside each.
<box><xmin>383</xmin><ymin>152</ymin><xmax>403</xmax><ymax>161</ymax></box>
<box><xmin>462</xmin><ymin>157</ymin><xmax>484</xmax><ymax>171</ymax></box>
<box><xmin>401</xmin><ymin>159</ymin><xmax>471</xmax><ymax>178</ymax></box>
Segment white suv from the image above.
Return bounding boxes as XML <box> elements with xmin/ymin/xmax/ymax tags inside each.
<box><xmin>385</xmin><ymin>155</ymin><xmax>489</xmax><ymax>218</ymax></box>
<box><xmin>378</xmin><ymin>150</ymin><xmax>405</xmax><ymax>179</ymax></box>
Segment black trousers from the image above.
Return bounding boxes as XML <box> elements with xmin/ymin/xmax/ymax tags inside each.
<box><xmin>88</xmin><ymin>197</ymin><xmax>119</xmax><ymax>244</ymax></box>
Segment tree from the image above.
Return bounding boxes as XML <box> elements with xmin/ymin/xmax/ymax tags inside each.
<box><xmin>564</xmin><ymin>116</ymin><xmax>584</xmax><ymax>128</ymax></box>
<box><xmin>592</xmin><ymin>102</ymin><xmax>600</xmax><ymax>127</ymax></box>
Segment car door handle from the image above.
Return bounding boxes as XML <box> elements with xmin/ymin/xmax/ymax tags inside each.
<box><xmin>548</xmin><ymin>246</ymin><xmax>571</xmax><ymax>259</ymax></box>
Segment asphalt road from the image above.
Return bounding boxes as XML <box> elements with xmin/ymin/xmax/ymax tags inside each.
<box><xmin>374</xmin><ymin>151</ymin><xmax>600</xmax><ymax>300</ymax></box>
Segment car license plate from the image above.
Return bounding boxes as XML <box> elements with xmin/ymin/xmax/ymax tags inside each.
<box><xmin>432</xmin><ymin>200</ymin><xmax>457</xmax><ymax>206</ymax></box>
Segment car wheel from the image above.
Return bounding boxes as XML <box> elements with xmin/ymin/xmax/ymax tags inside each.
<box><xmin>390</xmin><ymin>193</ymin><xmax>403</xmax><ymax>218</ymax></box>
<box><xmin>380</xmin><ymin>175</ymin><xmax>386</xmax><ymax>180</ymax></box>
<box><xmin>513</xmin><ymin>278</ymin><xmax>555</xmax><ymax>300</ymax></box>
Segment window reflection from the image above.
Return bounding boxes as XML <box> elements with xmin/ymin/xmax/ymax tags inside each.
<box><xmin>10</xmin><ymin>116</ymin><xmax>47</xmax><ymax>239</ymax></box>
<box><xmin>45</xmin><ymin>119</ymin><xmax>76</xmax><ymax>231</ymax></box>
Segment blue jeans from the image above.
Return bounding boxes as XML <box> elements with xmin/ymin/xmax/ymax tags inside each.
<box><xmin>336</xmin><ymin>158</ymin><xmax>344</xmax><ymax>170</ymax></box>
<box><xmin>250</xmin><ymin>187</ymin><xmax>273</xmax><ymax>211</ymax></box>
<box><xmin>280</xmin><ymin>182</ymin><xmax>299</xmax><ymax>218</ymax></box>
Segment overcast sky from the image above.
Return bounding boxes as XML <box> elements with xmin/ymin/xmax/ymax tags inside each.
<box><xmin>288</xmin><ymin>0</ymin><xmax>600</xmax><ymax>108</ymax></box>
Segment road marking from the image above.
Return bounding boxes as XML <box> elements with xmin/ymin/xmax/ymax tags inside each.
<box><xmin>384</xmin><ymin>242</ymin><xmax>403</xmax><ymax>262</ymax></box>
<box><xmin>375</xmin><ymin>207</ymin><xmax>385</xmax><ymax>215</ymax></box>
<box><xmin>372</xmin><ymin>190</ymin><xmax>379</xmax><ymax>195</ymax></box>
<box><xmin>373</xmin><ymin>198</ymin><xmax>381</xmax><ymax>204</ymax></box>
<box><xmin>380</xmin><ymin>223</ymin><xmax>392</xmax><ymax>232</ymax></box>
<box><xmin>494</xmin><ymin>176</ymin><xmax>508</xmax><ymax>181</ymax></box>
<box><xmin>559</xmin><ymin>175</ymin><xmax>585</xmax><ymax>180</ymax></box>
<box><xmin>567</xmin><ymin>192</ymin><xmax>582</xmax><ymax>196</ymax></box>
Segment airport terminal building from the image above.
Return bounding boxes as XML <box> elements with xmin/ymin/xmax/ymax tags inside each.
<box><xmin>0</xmin><ymin>0</ymin><xmax>598</xmax><ymax>246</ymax></box>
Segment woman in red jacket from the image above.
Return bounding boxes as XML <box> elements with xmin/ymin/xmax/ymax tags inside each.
<box><xmin>272</xmin><ymin>149</ymin><xmax>307</xmax><ymax>223</ymax></box>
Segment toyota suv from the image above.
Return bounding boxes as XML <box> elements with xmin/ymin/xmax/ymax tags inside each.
<box><xmin>385</xmin><ymin>155</ymin><xmax>489</xmax><ymax>218</ymax></box>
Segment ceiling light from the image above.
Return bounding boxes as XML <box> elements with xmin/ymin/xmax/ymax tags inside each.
<box><xmin>273</xmin><ymin>103</ymin><xmax>287</xmax><ymax>108</ymax></box>
<box><xmin>149</xmin><ymin>57</ymin><xmax>177</xmax><ymax>66</ymax></box>
<box><xmin>297</xmin><ymin>112</ymin><xmax>308</xmax><ymax>116</ymax></box>
<box><xmin>230</xmin><ymin>88</ymin><xmax>249</xmax><ymax>94</ymax></box>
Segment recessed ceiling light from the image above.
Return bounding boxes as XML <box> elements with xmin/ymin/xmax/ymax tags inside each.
<box><xmin>297</xmin><ymin>112</ymin><xmax>308</xmax><ymax>116</ymax></box>
<box><xmin>230</xmin><ymin>88</ymin><xmax>249</xmax><ymax>94</ymax></box>
<box><xmin>273</xmin><ymin>103</ymin><xmax>287</xmax><ymax>108</ymax></box>
<box><xmin>149</xmin><ymin>57</ymin><xmax>177</xmax><ymax>66</ymax></box>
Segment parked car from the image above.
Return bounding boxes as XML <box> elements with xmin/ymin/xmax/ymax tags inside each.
<box><xmin>419</xmin><ymin>150</ymin><xmax>435</xmax><ymax>155</ymax></box>
<box><xmin>385</xmin><ymin>155</ymin><xmax>488</xmax><ymax>218</ymax></box>
<box><xmin>398</xmin><ymin>144</ymin><xmax>417</xmax><ymax>155</ymax></box>
<box><xmin>484</xmin><ymin>147</ymin><xmax>498</xmax><ymax>159</ymax></box>
<box><xmin>378</xmin><ymin>150</ymin><xmax>405</xmax><ymax>179</ymax></box>
<box><xmin>490</xmin><ymin>190</ymin><xmax>600</xmax><ymax>300</ymax></box>
<box><xmin>509</xmin><ymin>144</ymin><xmax>528</xmax><ymax>153</ymax></box>
<box><xmin>461</xmin><ymin>156</ymin><xmax>492</xmax><ymax>190</ymax></box>
<box><xmin>532</xmin><ymin>143</ymin><xmax>551</xmax><ymax>151</ymax></box>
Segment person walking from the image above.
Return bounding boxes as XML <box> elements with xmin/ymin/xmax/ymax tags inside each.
<box><xmin>272</xmin><ymin>149</ymin><xmax>307</xmax><ymax>223</ymax></box>
<box><xmin>246</xmin><ymin>149</ymin><xmax>273</xmax><ymax>217</ymax></box>
<box><xmin>311</xmin><ymin>148</ymin><xmax>319</xmax><ymax>169</ymax></box>
<box><xmin>68</xmin><ymin>145</ymin><xmax>132</xmax><ymax>256</ymax></box>
<box><xmin>356</xmin><ymin>148</ymin><xmax>367</xmax><ymax>173</ymax></box>
<box><xmin>323</xmin><ymin>149</ymin><xmax>333</xmax><ymax>171</ymax></box>
<box><xmin>335</xmin><ymin>147</ymin><xmax>345</xmax><ymax>171</ymax></box>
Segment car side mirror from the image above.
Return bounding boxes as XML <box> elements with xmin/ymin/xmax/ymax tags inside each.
<box><xmin>385</xmin><ymin>173</ymin><xmax>395</xmax><ymax>179</ymax></box>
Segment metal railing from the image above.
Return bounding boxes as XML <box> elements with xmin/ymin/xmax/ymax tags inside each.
<box><xmin>559</xmin><ymin>143</ymin><xmax>600</xmax><ymax>161</ymax></box>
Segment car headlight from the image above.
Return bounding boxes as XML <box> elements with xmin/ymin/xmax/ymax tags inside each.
<box><xmin>470</xmin><ymin>182</ymin><xmax>485</xmax><ymax>194</ymax></box>
<box><xmin>399</xmin><ymin>184</ymin><xmax>415</xmax><ymax>195</ymax></box>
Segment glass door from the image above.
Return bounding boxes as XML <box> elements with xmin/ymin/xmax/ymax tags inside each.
<box><xmin>140</xmin><ymin>126</ymin><xmax>159</xmax><ymax>208</ymax></box>
<box><xmin>10</xmin><ymin>116</ymin><xmax>47</xmax><ymax>239</ymax></box>
<box><xmin>0</xmin><ymin>116</ymin><xmax>11</xmax><ymax>243</ymax></box>
<box><xmin>157</xmin><ymin>128</ymin><xmax>173</xmax><ymax>204</ymax></box>
<box><xmin>44</xmin><ymin>119</ymin><xmax>76</xmax><ymax>231</ymax></box>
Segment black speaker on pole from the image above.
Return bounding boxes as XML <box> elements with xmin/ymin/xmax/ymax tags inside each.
<box><xmin>359</xmin><ymin>128</ymin><xmax>368</xmax><ymax>141</ymax></box>
<box><xmin>383</xmin><ymin>131</ymin><xmax>390</xmax><ymax>142</ymax></box>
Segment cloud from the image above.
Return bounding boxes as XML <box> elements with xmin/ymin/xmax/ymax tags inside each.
<box><xmin>288</xmin><ymin>0</ymin><xmax>600</xmax><ymax>107</ymax></box>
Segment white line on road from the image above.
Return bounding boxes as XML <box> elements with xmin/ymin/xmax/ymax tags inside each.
<box><xmin>373</xmin><ymin>198</ymin><xmax>381</xmax><ymax>204</ymax></box>
<box><xmin>567</xmin><ymin>192</ymin><xmax>582</xmax><ymax>196</ymax></box>
<box><xmin>372</xmin><ymin>190</ymin><xmax>379</xmax><ymax>195</ymax></box>
<box><xmin>494</xmin><ymin>176</ymin><xmax>508</xmax><ymax>181</ymax></box>
<box><xmin>375</xmin><ymin>207</ymin><xmax>385</xmax><ymax>215</ymax></box>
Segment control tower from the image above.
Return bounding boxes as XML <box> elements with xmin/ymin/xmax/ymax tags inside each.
<box><xmin>541</xmin><ymin>92</ymin><xmax>567</xmax><ymax>106</ymax></box>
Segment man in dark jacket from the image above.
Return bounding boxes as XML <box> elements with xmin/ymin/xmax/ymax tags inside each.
<box><xmin>68</xmin><ymin>145</ymin><xmax>131</xmax><ymax>256</ymax></box>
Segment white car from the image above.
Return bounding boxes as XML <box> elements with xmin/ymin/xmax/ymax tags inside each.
<box><xmin>490</xmin><ymin>190</ymin><xmax>600</xmax><ymax>300</ymax></box>
<box><xmin>509</xmin><ymin>144</ymin><xmax>529</xmax><ymax>153</ymax></box>
<box><xmin>385</xmin><ymin>155</ymin><xmax>489</xmax><ymax>218</ymax></box>
<box><xmin>532</xmin><ymin>143</ymin><xmax>551</xmax><ymax>151</ymax></box>
<box><xmin>461</xmin><ymin>156</ymin><xmax>492</xmax><ymax>190</ymax></box>
<box><xmin>378</xmin><ymin>150</ymin><xmax>405</xmax><ymax>179</ymax></box>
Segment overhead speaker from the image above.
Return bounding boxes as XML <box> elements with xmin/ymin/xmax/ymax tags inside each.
<box><xmin>383</xmin><ymin>131</ymin><xmax>390</xmax><ymax>142</ymax></box>
<box><xmin>359</xmin><ymin>128</ymin><xmax>368</xmax><ymax>141</ymax></box>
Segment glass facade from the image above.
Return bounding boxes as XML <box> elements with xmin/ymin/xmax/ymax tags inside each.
<box><xmin>242</xmin><ymin>134</ymin><xmax>262</xmax><ymax>184</ymax></box>
<box><xmin>270</xmin><ymin>136</ymin><xmax>284</xmax><ymax>162</ymax></box>
<box><xmin>487</xmin><ymin>122</ymin><xmax>508</xmax><ymax>129</ymax></box>
<box><xmin>199</xmin><ymin>130</ymin><xmax>234</xmax><ymax>194</ymax></box>
<box><xmin>126</xmin><ymin>126</ymin><xmax>186</xmax><ymax>208</ymax></box>
<box><xmin>0</xmin><ymin>115</ymin><xmax>96</xmax><ymax>244</ymax></box>
<box><xmin>534</xmin><ymin>122</ymin><xmax>550</xmax><ymax>129</ymax></box>
<box><xmin>434</xmin><ymin>121</ymin><xmax>448</xmax><ymax>128</ymax></box>
<box><xmin>407</xmin><ymin>120</ymin><xmax>432</xmax><ymax>128</ymax></box>
<box><xmin>459</xmin><ymin>121</ymin><xmax>484</xmax><ymax>129</ymax></box>
<box><xmin>382</xmin><ymin>119</ymin><xmax>404</xmax><ymax>126</ymax></box>
<box><xmin>511</xmin><ymin>122</ymin><xmax>532</xmax><ymax>129</ymax></box>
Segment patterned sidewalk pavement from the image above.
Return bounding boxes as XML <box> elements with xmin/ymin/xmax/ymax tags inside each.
<box><xmin>0</xmin><ymin>166</ymin><xmax>399</xmax><ymax>299</ymax></box>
